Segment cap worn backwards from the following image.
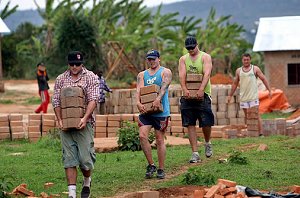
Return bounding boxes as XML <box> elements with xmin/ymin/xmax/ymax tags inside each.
<box><xmin>146</xmin><ymin>49</ymin><xmax>160</xmax><ymax>59</ymax></box>
<box><xmin>67</xmin><ymin>51</ymin><xmax>84</xmax><ymax>64</ymax></box>
<box><xmin>185</xmin><ymin>36</ymin><xmax>197</xmax><ymax>48</ymax></box>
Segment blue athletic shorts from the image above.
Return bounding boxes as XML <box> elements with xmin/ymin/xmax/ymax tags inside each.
<box><xmin>180</xmin><ymin>93</ymin><xmax>214</xmax><ymax>127</ymax></box>
<box><xmin>138</xmin><ymin>114</ymin><xmax>169</xmax><ymax>132</ymax></box>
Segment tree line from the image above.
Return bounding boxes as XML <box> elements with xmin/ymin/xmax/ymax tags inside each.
<box><xmin>1</xmin><ymin>0</ymin><xmax>258</xmax><ymax>82</ymax></box>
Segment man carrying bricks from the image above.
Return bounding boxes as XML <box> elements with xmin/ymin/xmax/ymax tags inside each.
<box><xmin>136</xmin><ymin>49</ymin><xmax>172</xmax><ymax>179</ymax></box>
<box><xmin>228</xmin><ymin>53</ymin><xmax>272</xmax><ymax>136</ymax></box>
<box><xmin>52</xmin><ymin>51</ymin><xmax>99</xmax><ymax>198</ymax></box>
<box><xmin>178</xmin><ymin>36</ymin><xmax>215</xmax><ymax>163</ymax></box>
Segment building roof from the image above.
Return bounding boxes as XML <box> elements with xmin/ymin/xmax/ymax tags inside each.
<box><xmin>0</xmin><ymin>18</ymin><xmax>10</xmax><ymax>33</ymax></box>
<box><xmin>253</xmin><ymin>16</ymin><xmax>300</xmax><ymax>52</ymax></box>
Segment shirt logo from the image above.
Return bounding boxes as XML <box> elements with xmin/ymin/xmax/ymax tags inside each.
<box><xmin>189</xmin><ymin>65</ymin><xmax>198</xmax><ymax>73</ymax></box>
<box><xmin>147</xmin><ymin>77</ymin><xmax>156</xmax><ymax>85</ymax></box>
<box><xmin>77</xmin><ymin>54</ymin><xmax>81</xmax><ymax>60</ymax></box>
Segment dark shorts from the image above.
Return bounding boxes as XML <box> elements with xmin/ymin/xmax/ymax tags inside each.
<box><xmin>138</xmin><ymin>114</ymin><xmax>169</xmax><ymax>132</ymax></box>
<box><xmin>180</xmin><ymin>93</ymin><xmax>214</xmax><ymax>127</ymax></box>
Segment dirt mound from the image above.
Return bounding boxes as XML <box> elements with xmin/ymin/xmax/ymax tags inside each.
<box><xmin>211</xmin><ymin>73</ymin><xmax>233</xmax><ymax>84</ymax></box>
<box><xmin>158</xmin><ymin>186</ymin><xmax>205</xmax><ymax>198</ymax></box>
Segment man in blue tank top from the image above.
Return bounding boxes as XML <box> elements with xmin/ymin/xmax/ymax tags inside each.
<box><xmin>136</xmin><ymin>49</ymin><xmax>172</xmax><ymax>179</ymax></box>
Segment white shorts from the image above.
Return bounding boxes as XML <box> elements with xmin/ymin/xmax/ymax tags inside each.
<box><xmin>240</xmin><ymin>99</ymin><xmax>259</xmax><ymax>109</ymax></box>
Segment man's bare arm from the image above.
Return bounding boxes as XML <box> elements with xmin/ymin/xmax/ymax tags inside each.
<box><xmin>157</xmin><ymin>68</ymin><xmax>172</xmax><ymax>100</ymax></box>
<box><xmin>255</xmin><ymin>66</ymin><xmax>272</xmax><ymax>98</ymax></box>
<box><xmin>199</xmin><ymin>53</ymin><xmax>213</xmax><ymax>92</ymax></box>
<box><xmin>178</xmin><ymin>56</ymin><xmax>189</xmax><ymax>96</ymax></box>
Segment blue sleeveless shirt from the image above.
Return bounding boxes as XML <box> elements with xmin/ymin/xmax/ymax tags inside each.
<box><xmin>143</xmin><ymin>66</ymin><xmax>170</xmax><ymax>117</ymax></box>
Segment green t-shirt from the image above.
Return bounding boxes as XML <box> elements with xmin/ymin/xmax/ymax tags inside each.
<box><xmin>184</xmin><ymin>51</ymin><xmax>211</xmax><ymax>96</ymax></box>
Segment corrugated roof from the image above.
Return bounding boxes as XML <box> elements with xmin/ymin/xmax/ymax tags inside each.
<box><xmin>253</xmin><ymin>16</ymin><xmax>300</xmax><ymax>52</ymax></box>
<box><xmin>0</xmin><ymin>18</ymin><xmax>10</xmax><ymax>33</ymax></box>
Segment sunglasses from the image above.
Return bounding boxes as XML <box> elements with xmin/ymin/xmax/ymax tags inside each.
<box><xmin>186</xmin><ymin>46</ymin><xmax>196</xmax><ymax>51</ymax></box>
<box><xmin>147</xmin><ymin>58</ymin><xmax>156</xmax><ymax>61</ymax></box>
<box><xmin>69</xmin><ymin>62</ymin><xmax>82</xmax><ymax>67</ymax></box>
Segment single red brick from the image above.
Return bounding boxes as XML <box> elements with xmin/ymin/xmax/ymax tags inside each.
<box><xmin>217</xmin><ymin>179</ymin><xmax>237</xmax><ymax>187</ymax></box>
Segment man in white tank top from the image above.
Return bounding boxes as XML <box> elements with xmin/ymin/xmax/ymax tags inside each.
<box><xmin>228</xmin><ymin>53</ymin><xmax>272</xmax><ymax>135</ymax></box>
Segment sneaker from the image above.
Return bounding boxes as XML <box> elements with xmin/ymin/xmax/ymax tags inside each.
<box><xmin>145</xmin><ymin>164</ymin><xmax>157</xmax><ymax>179</ymax></box>
<box><xmin>189</xmin><ymin>152</ymin><xmax>200</xmax><ymax>163</ymax></box>
<box><xmin>205</xmin><ymin>143</ymin><xmax>213</xmax><ymax>158</ymax></box>
<box><xmin>157</xmin><ymin>169</ymin><xmax>165</xmax><ymax>179</ymax></box>
<box><xmin>81</xmin><ymin>186</ymin><xmax>90</xmax><ymax>198</ymax></box>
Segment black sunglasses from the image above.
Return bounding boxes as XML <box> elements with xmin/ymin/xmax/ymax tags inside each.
<box><xmin>186</xmin><ymin>46</ymin><xmax>196</xmax><ymax>51</ymax></box>
<box><xmin>69</xmin><ymin>62</ymin><xmax>82</xmax><ymax>67</ymax></box>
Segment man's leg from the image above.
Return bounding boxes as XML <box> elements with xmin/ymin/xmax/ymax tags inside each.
<box><xmin>139</xmin><ymin>125</ymin><xmax>154</xmax><ymax>165</ymax></box>
<box><xmin>65</xmin><ymin>167</ymin><xmax>77</xmax><ymax>198</ymax></box>
<box><xmin>187</xmin><ymin>125</ymin><xmax>198</xmax><ymax>152</ymax></box>
<box><xmin>155</xmin><ymin>130</ymin><xmax>166</xmax><ymax>170</ymax></box>
<box><xmin>203</xmin><ymin>126</ymin><xmax>213</xmax><ymax>158</ymax></box>
<box><xmin>80</xmin><ymin>169</ymin><xmax>91</xmax><ymax>198</ymax></box>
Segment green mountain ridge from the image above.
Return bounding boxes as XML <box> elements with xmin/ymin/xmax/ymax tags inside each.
<box><xmin>2</xmin><ymin>0</ymin><xmax>300</xmax><ymax>42</ymax></box>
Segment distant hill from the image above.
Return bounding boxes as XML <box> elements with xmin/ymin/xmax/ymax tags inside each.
<box><xmin>3</xmin><ymin>0</ymin><xmax>300</xmax><ymax>42</ymax></box>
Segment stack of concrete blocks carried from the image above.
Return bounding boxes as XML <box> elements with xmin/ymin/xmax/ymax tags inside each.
<box><xmin>9</xmin><ymin>114</ymin><xmax>25</xmax><ymax>140</ymax></box>
<box><xmin>186</xmin><ymin>73</ymin><xmax>203</xmax><ymax>98</ymax></box>
<box><xmin>0</xmin><ymin>115</ymin><xmax>10</xmax><ymax>140</ymax></box>
<box><xmin>140</xmin><ymin>84</ymin><xmax>163</xmax><ymax>113</ymax></box>
<box><xmin>42</xmin><ymin>114</ymin><xmax>56</xmax><ymax>135</ymax></box>
<box><xmin>27</xmin><ymin>114</ymin><xmax>42</xmax><ymax>142</ymax></box>
<box><xmin>60</xmin><ymin>87</ymin><xmax>85</xmax><ymax>129</ymax></box>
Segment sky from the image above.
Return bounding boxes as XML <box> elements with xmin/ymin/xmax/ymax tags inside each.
<box><xmin>0</xmin><ymin>0</ymin><xmax>184</xmax><ymax>10</ymax></box>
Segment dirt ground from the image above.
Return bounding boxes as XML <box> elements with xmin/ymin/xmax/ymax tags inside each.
<box><xmin>0</xmin><ymin>80</ymin><xmax>205</xmax><ymax>197</ymax></box>
<box><xmin>1</xmin><ymin>80</ymin><xmax>298</xmax><ymax>198</ymax></box>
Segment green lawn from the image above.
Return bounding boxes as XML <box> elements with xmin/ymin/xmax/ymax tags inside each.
<box><xmin>0</xmin><ymin>135</ymin><xmax>300</xmax><ymax>197</ymax></box>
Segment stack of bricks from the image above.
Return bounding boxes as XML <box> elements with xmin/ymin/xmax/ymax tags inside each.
<box><xmin>107</xmin><ymin>114</ymin><xmax>121</xmax><ymax>137</ymax></box>
<box><xmin>262</xmin><ymin>118</ymin><xmax>286</xmax><ymax>136</ymax></box>
<box><xmin>286</xmin><ymin>121</ymin><xmax>300</xmax><ymax>137</ymax></box>
<box><xmin>61</xmin><ymin>87</ymin><xmax>85</xmax><ymax>129</ymax></box>
<box><xmin>168</xmin><ymin>88</ymin><xmax>182</xmax><ymax>114</ymax></box>
<box><xmin>95</xmin><ymin>115</ymin><xmax>107</xmax><ymax>138</ymax></box>
<box><xmin>211</xmin><ymin>85</ymin><xmax>245</xmax><ymax>126</ymax></box>
<box><xmin>42</xmin><ymin>114</ymin><xmax>56</xmax><ymax>135</ymax></box>
<box><xmin>186</xmin><ymin>74</ymin><xmax>202</xmax><ymax>98</ymax></box>
<box><xmin>27</xmin><ymin>114</ymin><xmax>42</xmax><ymax>142</ymax></box>
<box><xmin>140</xmin><ymin>84</ymin><xmax>163</xmax><ymax>113</ymax></box>
<box><xmin>170</xmin><ymin>114</ymin><xmax>184</xmax><ymax>137</ymax></box>
<box><xmin>246</xmin><ymin>106</ymin><xmax>259</xmax><ymax>137</ymax></box>
<box><xmin>0</xmin><ymin>115</ymin><xmax>10</xmax><ymax>140</ymax></box>
<box><xmin>9</xmin><ymin>114</ymin><xmax>25</xmax><ymax>140</ymax></box>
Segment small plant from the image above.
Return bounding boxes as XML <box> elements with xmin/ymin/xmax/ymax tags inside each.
<box><xmin>117</xmin><ymin>121</ymin><xmax>155</xmax><ymax>151</ymax></box>
<box><xmin>0</xmin><ymin>176</ymin><xmax>13</xmax><ymax>198</ymax></box>
<box><xmin>37</xmin><ymin>128</ymin><xmax>61</xmax><ymax>150</ymax></box>
<box><xmin>182</xmin><ymin>169</ymin><xmax>215</xmax><ymax>186</ymax></box>
<box><xmin>0</xmin><ymin>99</ymin><xmax>13</xmax><ymax>104</ymax></box>
<box><xmin>24</xmin><ymin>97</ymin><xmax>41</xmax><ymax>105</ymax></box>
<box><xmin>228</xmin><ymin>150</ymin><xmax>249</xmax><ymax>165</ymax></box>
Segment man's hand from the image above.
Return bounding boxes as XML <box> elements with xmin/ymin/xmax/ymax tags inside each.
<box><xmin>227</xmin><ymin>96</ymin><xmax>232</xmax><ymax>103</ymax></box>
<box><xmin>152</xmin><ymin>98</ymin><xmax>161</xmax><ymax>111</ymax></box>
<box><xmin>196</xmin><ymin>89</ymin><xmax>204</xmax><ymax>99</ymax></box>
<box><xmin>182</xmin><ymin>88</ymin><xmax>190</xmax><ymax>97</ymax></box>
<box><xmin>137</xmin><ymin>102</ymin><xmax>146</xmax><ymax>114</ymax></box>
<box><xmin>78</xmin><ymin>117</ymin><xmax>88</xmax><ymax>129</ymax></box>
<box><xmin>268</xmin><ymin>90</ymin><xmax>273</xmax><ymax>100</ymax></box>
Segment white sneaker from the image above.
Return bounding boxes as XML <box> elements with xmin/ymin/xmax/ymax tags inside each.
<box><xmin>189</xmin><ymin>152</ymin><xmax>201</xmax><ymax>163</ymax></box>
<box><xmin>205</xmin><ymin>143</ymin><xmax>213</xmax><ymax>158</ymax></box>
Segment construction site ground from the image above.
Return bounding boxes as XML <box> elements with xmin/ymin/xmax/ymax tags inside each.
<box><xmin>1</xmin><ymin>80</ymin><xmax>300</xmax><ymax>198</ymax></box>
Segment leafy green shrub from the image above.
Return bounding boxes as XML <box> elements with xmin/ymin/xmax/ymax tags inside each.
<box><xmin>182</xmin><ymin>169</ymin><xmax>215</xmax><ymax>186</ymax></box>
<box><xmin>117</xmin><ymin>121</ymin><xmax>155</xmax><ymax>151</ymax></box>
<box><xmin>228</xmin><ymin>150</ymin><xmax>249</xmax><ymax>165</ymax></box>
<box><xmin>0</xmin><ymin>176</ymin><xmax>13</xmax><ymax>198</ymax></box>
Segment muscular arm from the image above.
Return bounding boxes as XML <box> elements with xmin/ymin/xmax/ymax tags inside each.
<box><xmin>228</xmin><ymin>68</ymin><xmax>240</xmax><ymax>102</ymax></box>
<box><xmin>54</xmin><ymin>107</ymin><xmax>63</xmax><ymax>129</ymax></box>
<box><xmin>153</xmin><ymin>68</ymin><xmax>172</xmax><ymax>108</ymax></box>
<box><xmin>255</xmin><ymin>66</ymin><xmax>272</xmax><ymax>98</ymax></box>
<box><xmin>198</xmin><ymin>53</ymin><xmax>213</xmax><ymax>97</ymax></box>
<box><xmin>136</xmin><ymin>72</ymin><xmax>146</xmax><ymax>113</ymax></box>
<box><xmin>178</xmin><ymin>56</ymin><xmax>189</xmax><ymax>96</ymax></box>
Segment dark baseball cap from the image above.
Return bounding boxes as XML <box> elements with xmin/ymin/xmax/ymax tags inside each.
<box><xmin>146</xmin><ymin>49</ymin><xmax>160</xmax><ymax>59</ymax></box>
<box><xmin>67</xmin><ymin>51</ymin><xmax>84</xmax><ymax>64</ymax></box>
<box><xmin>185</xmin><ymin>36</ymin><xmax>197</xmax><ymax>48</ymax></box>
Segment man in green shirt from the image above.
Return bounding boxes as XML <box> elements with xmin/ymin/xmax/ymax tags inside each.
<box><xmin>178</xmin><ymin>36</ymin><xmax>215</xmax><ymax>163</ymax></box>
